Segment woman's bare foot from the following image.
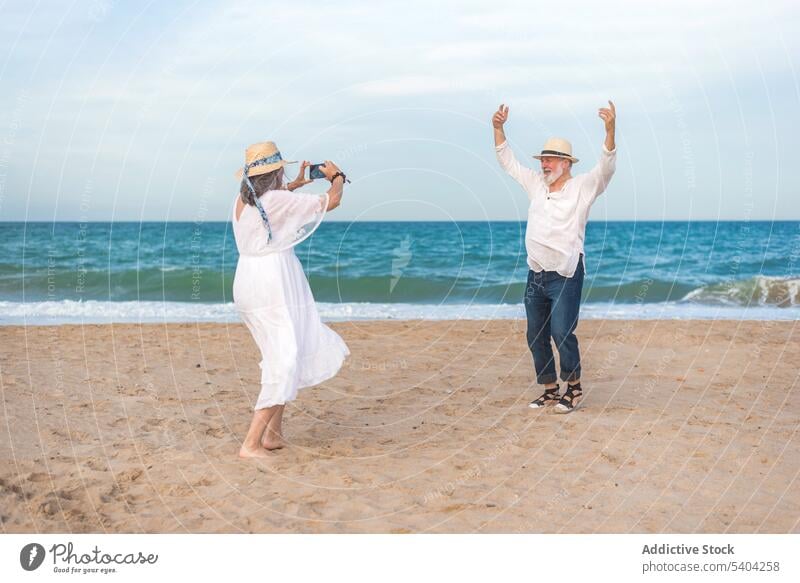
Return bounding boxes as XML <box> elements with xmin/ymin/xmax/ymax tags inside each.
<box><xmin>238</xmin><ymin>445</ymin><xmax>273</xmax><ymax>459</ymax></box>
<box><xmin>261</xmin><ymin>436</ymin><xmax>285</xmax><ymax>450</ymax></box>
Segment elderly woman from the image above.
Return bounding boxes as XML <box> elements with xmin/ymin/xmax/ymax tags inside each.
<box><xmin>232</xmin><ymin>141</ymin><xmax>349</xmax><ymax>459</ymax></box>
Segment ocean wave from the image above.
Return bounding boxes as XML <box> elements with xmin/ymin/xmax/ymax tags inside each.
<box><xmin>583</xmin><ymin>279</ymin><xmax>696</xmax><ymax>303</ymax></box>
<box><xmin>0</xmin><ymin>299</ymin><xmax>796</xmax><ymax>326</ymax></box>
<box><xmin>2</xmin><ymin>270</ymin><xmax>800</xmax><ymax>308</ymax></box>
<box><xmin>680</xmin><ymin>276</ymin><xmax>800</xmax><ymax>308</ymax></box>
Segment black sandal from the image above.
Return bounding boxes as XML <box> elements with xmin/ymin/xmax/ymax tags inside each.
<box><xmin>555</xmin><ymin>382</ymin><xmax>582</xmax><ymax>414</ymax></box>
<box><xmin>529</xmin><ymin>385</ymin><xmax>560</xmax><ymax>409</ymax></box>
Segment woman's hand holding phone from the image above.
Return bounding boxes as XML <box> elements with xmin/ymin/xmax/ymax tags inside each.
<box><xmin>288</xmin><ymin>161</ymin><xmax>313</xmax><ymax>191</ymax></box>
<box><xmin>321</xmin><ymin>160</ymin><xmax>342</xmax><ymax>182</ymax></box>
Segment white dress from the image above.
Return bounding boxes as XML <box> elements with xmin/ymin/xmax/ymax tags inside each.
<box><xmin>232</xmin><ymin>188</ymin><xmax>349</xmax><ymax>410</ymax></box>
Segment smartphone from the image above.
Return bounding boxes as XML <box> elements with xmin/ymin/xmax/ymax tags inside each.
<box><xmin>309</xmin><ymin>163</ymin><xmax>326</xmax><ymax>180</ymax></box>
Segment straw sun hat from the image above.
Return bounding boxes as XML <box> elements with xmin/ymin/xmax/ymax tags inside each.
<box><xmin>532</xmin><ymin>137</ymin><xmax>579</xmax><ymax>164</ymax></box>
<box><xmin>234</xmin><ymin>141</ymin><xmax>297</xmax><ymax>180</ymax></box>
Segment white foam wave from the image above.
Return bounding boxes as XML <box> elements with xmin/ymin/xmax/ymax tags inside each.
<box><xmin>0</xmin><ymin>300</ymin><xmax>796</xmax><ymax>325</ymax></box>
<box><xmin>681</xmin><ymin>276</ymin><xmax>800</xmax><ymax>307</ymax></box>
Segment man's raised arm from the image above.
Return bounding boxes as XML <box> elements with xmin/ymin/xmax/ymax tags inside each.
<box><xmin>493</xmin><ymin>104</ymin><xmax>532</xmax><ymax>190</ymax></box>
<box><xmin>493</xmin><ymin>103</ymin><xmax>509</xmax><ymax>147</ymax></box>
<box><xmin>584</xmin><ymin>100</ymin><xmax>618</xmax><ymax>202</ymax></box>
<box><xmin>600</xmin><ymin>100</ymin><xmax>616</xmax><ymax>152</ymax></box>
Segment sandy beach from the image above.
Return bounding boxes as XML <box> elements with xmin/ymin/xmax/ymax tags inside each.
<box><xmin>1</xmin><ymin>319</ymin><xmax>798</xmax><ymax>533</ymax></box>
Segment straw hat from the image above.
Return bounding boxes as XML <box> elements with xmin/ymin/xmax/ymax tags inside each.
<box><xmin>532</xmin><ymin>137</ymin><xmax>579</xmax><ymax>164</ymax></box>
<box><xmin>234</xmin><ymin>141</ymin><xmax>297</xmax><ymax>180</ymax></box>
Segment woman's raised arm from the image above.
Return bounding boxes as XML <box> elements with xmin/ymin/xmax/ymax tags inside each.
<box><xmin>321</xmin><ymin>160</ymin><xmax>345</xmax><ymax>211</ymax></box>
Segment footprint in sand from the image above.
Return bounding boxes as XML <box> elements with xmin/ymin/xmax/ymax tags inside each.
<box><xmin>441</xmin><ymin>503</ymin><xmax>471</xmax><ymax>513</ymax></box>
<box><xmin>158</xmin><ymin>483</ymin><xmax>194</xmax><ymax>497</ymax></box>
<box><xmin>205</xmin><ymin>427</ymin><xmax>227</xmax><ymax>439</ymax></box>
<box><xmin>39</xmin><ymin>499</ymin><xmax>60</xmax><ymax>516</ymax></box>
<box><xmin>600</xmin><ymin>451</ymin><xmax>620</xmax><ymax>464</ymax></box>
<box><xmin>141</xmin><ymin>417</ymin><xmax>166</xmax><ymax>431</ymax></box>
<box><xmin>51</xmin><ymin>428</ymin><xmax>93</xmax><ymax>442</ymax></box>
<box><xmin>53</xmin><ymin>489</ymin><xmax>74</xmax><ymax>501</ymax></box>
<box><xmin>110</xmin><ymin>417</ymin><xmax>130</xmax><ymax>429</ymax></box>
<box><xmin>117</xmin><ymin>468</ymin><xmax>144</xmax><ymax>483</ymax></box>
<box><xmin>86</xmin><ymin>459</ymin><xmax>107</xmax><ymax>471</ymax></box>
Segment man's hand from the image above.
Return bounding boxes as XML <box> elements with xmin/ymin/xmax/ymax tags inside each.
<box><xmin>599</xmin><ymin>100</ymin><xmax>616</xmax><ymax>133</ymax></box>
<box><xmin>492</xmin><ymin>104</ymin><xmax>509</xmax><ymax>129</ymax></box>
<box><xmin>287</xmin><ymin>160</ymin><xmax>313</xmax><ymax>191</ymax></box>
<box><xmin>599</xmin><ymin>100</ymin><xmax>616</xmax><ymax>151</ymax></box>
<box><xmin>493</xmin><ymin>104</ymin><xmax>509</xmax><ymax>146</ymax></box>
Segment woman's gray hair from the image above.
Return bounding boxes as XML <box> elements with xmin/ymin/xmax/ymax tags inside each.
<box><xmin>240</xmin><ymin>167</ymin><xmax>286</xmax><ymax>206</ymax></box>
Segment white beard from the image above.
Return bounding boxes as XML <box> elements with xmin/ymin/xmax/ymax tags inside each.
<box><xmin>543</xmin><ymin>165</ymin><xmax>564</xmax><ymax>186</ymax></box>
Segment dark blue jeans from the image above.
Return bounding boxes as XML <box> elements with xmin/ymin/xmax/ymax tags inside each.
<box><xmin>523</xmin><ymin>256</ymin><xmax>584</xmax><ymax>384</ymax></box>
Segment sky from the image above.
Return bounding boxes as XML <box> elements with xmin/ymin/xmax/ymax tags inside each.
<box><xmin>0</xmin><ymin>0</ymin><xmax>798</xmax><ymax>222</ymax></box>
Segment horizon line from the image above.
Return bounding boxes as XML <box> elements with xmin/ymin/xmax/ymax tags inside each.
<box><xmin>2</xmin><ymin>219</ymin><xmax>800</xmax><ymax>224</ymax></box>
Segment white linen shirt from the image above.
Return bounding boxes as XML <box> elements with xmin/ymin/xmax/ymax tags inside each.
<box><xmin>496</xmin><ymin>140</ymin><xmax>617</xmax><ymax>277</ymax></box>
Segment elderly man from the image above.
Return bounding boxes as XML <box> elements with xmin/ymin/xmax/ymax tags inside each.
<box><xmin>493</xmin><ymin>101</ymin><xmax>617</xmax><ymax>413</ymax></box>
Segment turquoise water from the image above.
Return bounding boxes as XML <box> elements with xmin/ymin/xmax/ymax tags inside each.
<box><xmin>1</xmin><ymin>221</ymin><xmax>798</xmax><ymax>323</ymax></box>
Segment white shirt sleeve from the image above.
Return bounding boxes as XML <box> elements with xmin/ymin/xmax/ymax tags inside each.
<box><xmin>581</xmin><ymin>144</ymin><xmax>617</xmax><ymax>204</ymax></box>
<box><xmin>257</xmin><ymin>189</ymin><xmax>328</xmax><ymax>252</ymax></box>
<box><xmin>495</xmin><ymin>140</ymin><xmax>545</xmax><ymax>200</ymax></box>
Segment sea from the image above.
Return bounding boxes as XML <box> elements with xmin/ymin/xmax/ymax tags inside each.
<box><xmin>1</xmin><ymin>221</ymin><xmax>798</xmax><ymax>325</ymax></box>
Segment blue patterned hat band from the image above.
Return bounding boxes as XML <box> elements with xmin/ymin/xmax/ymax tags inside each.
<box><xmin>246</xmin><ymin>152</ymin><xmax>284</xmax><ymax>172</ymax></box>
